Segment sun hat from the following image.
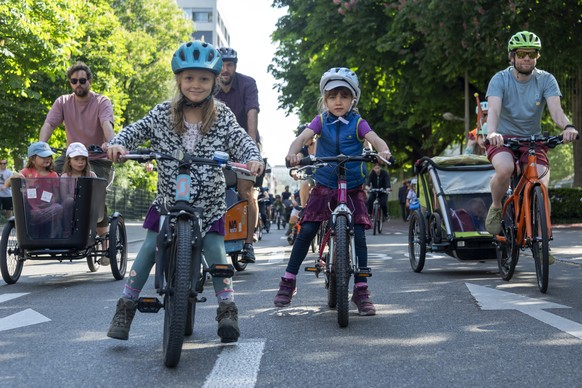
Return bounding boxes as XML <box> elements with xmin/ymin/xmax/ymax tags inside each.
<box><xmin>27</xmin><ymin>141</ymin><xmax>56</xmax><ymax>158</ymax></box>
<box><xmin>66</xmin><ymin>142</ymin><xmax>89</xmax><ymax>158</ymax></box>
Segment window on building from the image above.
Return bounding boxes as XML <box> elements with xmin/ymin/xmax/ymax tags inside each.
<box><xmin>192</xmin><ymin>10</ymin><xmax>212</xmax><ymax>23</ymax></box>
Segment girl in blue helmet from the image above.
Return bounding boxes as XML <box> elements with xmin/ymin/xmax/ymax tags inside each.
<box><xmin>105</xmin><ymin>41</ymin><xmax>263</xmax><ymax>343</ymax></box>
<box><xmin>274</xmin><ymin>67</ymin><xmax>392</xmax><ymax>316</ymax></box>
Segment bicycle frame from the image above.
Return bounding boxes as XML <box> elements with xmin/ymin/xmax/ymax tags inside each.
<box><xmin>124</xmin><ymin>149</ymin><xmax>239</xmax><ymax>367</ymax></box>
<box><xmin>502</xmin><ymin>144</ymin><xmax>552</xmax><ymax>247</ymax></box>
<box><xmin>298</xmin><ymin>150</ymin><xmax>390</xmax><ymax>327</ymax></box>
<box><xmin>495</xmin><ymin>134</ymin><xmax>577</xmax><ymax>293</ymax></box>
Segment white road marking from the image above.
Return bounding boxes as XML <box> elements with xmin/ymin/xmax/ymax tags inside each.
<box><xmin>466</xmin><ymin>283</ymin><xmax>582</xmax><ymax>340</ymax></box>
<box><xmin>0</xmin><ymin>293</ymin><xmax>29</xmax><ymax>303</ymax></box>
<box><xmin>0</xmin><ymin>308</ymin><xmax>51</xmax><ymax>332</ymax></box>
<box><xmin>203</xmin><ymin>340</ymin><xmax>266</xmax><ymax>388</ymax></box>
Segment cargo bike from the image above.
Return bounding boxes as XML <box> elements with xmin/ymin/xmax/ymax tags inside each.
<box><xmin>0</xmin><ymin>176</ymin><xmax>128</xmax><ymax>284</ymax></box>
<box><xmin>408</xmin><ymin>154</ymin><xmax>497</xmax><ymax>272</ymax></box>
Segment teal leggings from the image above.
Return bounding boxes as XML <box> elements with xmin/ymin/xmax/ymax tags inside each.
<box><xmin>125</xmin><ymin>229</ymin><xmax>233</xmax><ymax>296</ymax></box>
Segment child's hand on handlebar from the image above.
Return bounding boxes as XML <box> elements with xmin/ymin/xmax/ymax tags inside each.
<box><xmin>286</xmin><ymin>153</ymin><xmax>304</xmax><ymax>167</ymax></box>
<box><xmin>107</xmin><ymin>144</ymin><xmax>128</xmax><ymax>163</ymax></box>
<box><xmin>247</xmin><ymin>160</ymin><xmax>264</xmax><ymax>176</ymax></box>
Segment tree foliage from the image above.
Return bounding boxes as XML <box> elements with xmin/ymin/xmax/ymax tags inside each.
<box><xmin>0</xmin><ymin>0</ymin><xmax>191</xmax><ymax>190</ymax></box>
<box><xmin>270</xmin><ymin>0</ymin><xmax>582</xmax><ymax>183</ymax></box>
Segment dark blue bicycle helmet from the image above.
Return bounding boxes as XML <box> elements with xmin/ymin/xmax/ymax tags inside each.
<box><xmin>172</xmin><ymin>41</ymin><xmax>222</xmax><ymax>75</ymax></box>
<box><xmin>218</xmin><ymin>47</ymin><xmax>238</xmax><ymax>64</ymax></box>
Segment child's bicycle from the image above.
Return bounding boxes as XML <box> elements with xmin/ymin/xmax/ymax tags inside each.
<box><xmin>122</xmin><ymin>149</ymin><xmax>248</xmax><ymax>367</ymax></box>
<box><xmin>494</xmin><ymin>134</ymin><xmax>578</xmax><ymax>293</ymax></box>
<box><xmin>368</xmin><ymin>188</ymin><xmax>389</xmax><ymax>235</ymax></box>
<box><xmin>292</xmin><ymin>149</ymin><xmax>391</xmax><ymax>327</ymax></box>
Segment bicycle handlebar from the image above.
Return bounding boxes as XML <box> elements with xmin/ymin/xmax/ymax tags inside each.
<box><xmin>485</xmin><ymin>134</ymin><xmax>580</xmax><ymax>149</ymax></box>
<box><xmin>286</xmin><ymin>150</ymin><xmax>395</xmax><ymax>169</ymax></box>
<box><xmin>121</xmin><ymin>149</ymin><xmax>252</xmax><ymax>175</ymax></box>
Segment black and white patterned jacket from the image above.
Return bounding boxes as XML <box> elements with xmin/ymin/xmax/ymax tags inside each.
<box><xmin>110</xmin><ymin>100</ymin><xmax>261</xmax><ymax>233</ymax></box>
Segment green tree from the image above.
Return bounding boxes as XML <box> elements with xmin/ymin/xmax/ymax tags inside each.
<box><xmin>270</xmin><ymin>0</ymin><xmax>582</xmax><ymax>184</ymax></box>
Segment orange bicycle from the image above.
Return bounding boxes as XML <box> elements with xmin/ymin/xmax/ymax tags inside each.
<box><xmin>495</xmin><ymin>134</ymin><xmax>577</xmax><ymax>293</ymax></box>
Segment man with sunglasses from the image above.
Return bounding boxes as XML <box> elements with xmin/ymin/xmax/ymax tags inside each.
<box><xmin>39</xmin><ymin>61</ymin><xmax>115</xmax><ymax>253</ymax></box>
<box><xmin>484</xmin><ymin>31</ymin><xmax>579</xmax><ymax>235</ymax></box>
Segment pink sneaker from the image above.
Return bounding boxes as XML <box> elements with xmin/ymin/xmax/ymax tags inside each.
<box><xmin>351</xmin><ymin>284</ymin><xmax>376</xmax><ymax>316</ymax></box>
<box><xmin>274</xmin><ymin>277</ymin><xmax>297</xmax><ymax>307</ymax></box>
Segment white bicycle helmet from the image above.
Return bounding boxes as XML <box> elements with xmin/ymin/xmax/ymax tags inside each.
<box><xmin>319</xmin><ymin>67</ymin><xmax>361</xmax><ymax>102</ymax></box>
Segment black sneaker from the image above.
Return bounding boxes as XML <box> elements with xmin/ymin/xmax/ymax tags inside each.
<box><xmin>216</xmin><ymin>301</ymin><xmax>240</xmax><ymax>343</ymax></box>
<box><xmin>240</xmin><ymin>243</ymin><xmax>256</xmax><ymax>263</ymax></box>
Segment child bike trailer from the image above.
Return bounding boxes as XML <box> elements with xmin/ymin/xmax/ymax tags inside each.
<box><xmin>408</xmin><ymin>154</ymin><xmax>497</xmax><ymax>272</ymax></box>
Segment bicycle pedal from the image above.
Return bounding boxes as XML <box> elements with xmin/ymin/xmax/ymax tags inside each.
<box><xmin>305</xmin><ymin>266</ymin><xmax>321</xmax><ymax>277</ymax></box>
<box><xmin>208</xmin><ymin>263</ymin><xmax>235</xmax><ymax>278</ymax></box>
<box><xmin>356</xmin><ymin>267</ymin><xmax>372</xmax><ymax>277</ymax></box>
<box><xmin>136</xmin><ymin>297</ymin><xmax>163</xmax><ymax>313</ymax></box>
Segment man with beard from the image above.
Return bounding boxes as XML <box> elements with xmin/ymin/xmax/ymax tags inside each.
<box><xmin>39</xmin><ymin>61</ymin><xmax>115</xmax><ymax>253</ymax></box>
<box><xmin>484</xmin><ymin>31</ymin><xmax>578</xmax><ymax>235</ymax></box>
<box><xmin>216</xmin><ymin>47</ymin><xmax>261</xmax><ymax>263</ymax></box>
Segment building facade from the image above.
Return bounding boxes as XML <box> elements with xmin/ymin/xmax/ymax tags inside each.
<box><xmin>176</xmin><ymin>0</ymin><xmax>231</xmax><ymax>48</ymax></box>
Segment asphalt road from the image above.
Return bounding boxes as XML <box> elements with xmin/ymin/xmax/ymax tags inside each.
<box><xmin>1</xmin><ymin>220</ymin><xmax>582</xmax><ymax>387</ymax></box>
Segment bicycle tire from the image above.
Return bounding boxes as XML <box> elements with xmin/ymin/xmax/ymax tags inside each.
<box><xmin>378</xmin><ymin>206</ymin><xmax>384</xmax><ymax>234</ymax></box>
<box><xmin>108</xmin><ymin>216</ymin><xmax>128</xmax><ymax>280</ymax></box>
<box><xmin>334</xmin><ymin>215</ymin><xmax>350</xmax><ymax>328</ymax></box>
<box><xmin>230</xmin><ymin>252</ymin><xmax>247</xmax><ymax>271</ymax></box>
<box><xmin>497</xmin><ymin>202</ymin><xmax>519</xmax><ymax>281</ymax></box>
<box><xmin>87</xmin><ymin>239</ymin><xmax>101</xmax><ymax>272</ymax></box>
<box><xmin>162</xmin><ymin>218</ymin><xmax>191</xmax><ymax>368</ymax></box>
<box><xmin>0</xmin><ymin>221</ymin><xmax>23</xmax><ymax>284</ymax></box>
<box><xmin>408</xmin><ymin>209</ymin><xmax>426</xmax><ymax>273</ymax></box>
<box><xmin>372</xmin><ymin>203</ymin><xmax>380</xmax><ymax>235</ymax></box>
<box><xmin>531</xmin><ymin>186</ymin><xmax>549</xmax><ymax>293</ymax></box>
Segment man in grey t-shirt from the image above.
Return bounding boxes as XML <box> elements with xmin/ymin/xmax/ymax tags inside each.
<box><xmin>484</xmin><ymin>31</ymin><xmax>578</xmax><ymax>235</ymax></box>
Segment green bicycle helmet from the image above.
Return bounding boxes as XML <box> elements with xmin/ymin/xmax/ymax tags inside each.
<box><xmin>507</xmin><ymin>31</ymin><xmax>541</xmax><ymax>52</ymax></box>
<box><xmin>171</xmin><ymin>41</ymin><xmax>222</xmax><ymax>75</ymax></box>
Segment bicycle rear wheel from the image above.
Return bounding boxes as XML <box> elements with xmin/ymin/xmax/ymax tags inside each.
<box><xmin>408</xmin><ymin>209</ymin><xmax>426</xmax><ymax>272</ymax></box>
<box><xmin>531</xmin><ymin>186</ymin><xmax>549</xmax><ymax>293</ymax></box>
<box><xmin>497</xmin><ymin>202</ymin><xmax>519</xmax><ymax>280</ymax></box>
<box><xmin>334</xmin><ymin>215</ymin><xmax>350</xmax><ymax>328</ymax></box>
<box><xmin>163</xmin><ymin>219</ymin><xmax>192</xmax><ymax>367</ymax></box>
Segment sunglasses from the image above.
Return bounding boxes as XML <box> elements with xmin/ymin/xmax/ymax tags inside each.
<box><xmin>0</xmin><ymin>162</ymin><xmax>6</xmax><ymax>165</ymax></box>
<box><xmin>70</xmin><ymin>78</ymin><xmax>88</xmax><ymax>85</ymax></box>
<box><xmin>515</xmin><ymin>51</ymin><xmax>538</xmax><ymax>59</ymax></box>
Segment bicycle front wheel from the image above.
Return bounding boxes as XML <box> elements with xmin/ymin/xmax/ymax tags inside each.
<box><xmin>531</xmin><ymin>186</ymin><xmax>549</xmax><ymax>293</ymax></box>
<box><xmin>334</xmin><ymin>215</ymin><xmax>351</xmax><ymax>328</ymax></box>
<box><xmin>0</xmin><ymin>220</ymin><xmax>23</xmax><ymax>284</ymax></box>
<box><xmin>497</xmin><ymin>202</ymin><xmax>519</xmax><ymax>281</ymax></box>
<box><xmin>163</xmin><ymin>219</ymin><xmax>192</xmax><ymax>368</ymax></box>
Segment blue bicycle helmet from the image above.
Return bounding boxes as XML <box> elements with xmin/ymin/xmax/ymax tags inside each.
<box><xmin>319</xmin><ymin>67</ymin><xmax>361</xmax><ymax>102</ymax></box>
<box><xmin>171</xmin><ymin>41</ymin><xmax>222</xmax><ymax>75</ymax></box>
<box><xmin>218</xmin><ymin>47</ymin><xmax>238</xmax><ymax>64</ymax></box>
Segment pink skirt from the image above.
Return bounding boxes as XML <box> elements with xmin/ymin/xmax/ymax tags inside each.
<box><xmin>301</xmin><ymin>184</ymin><xmax>371</xmax><ymax>229</ymax></box>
